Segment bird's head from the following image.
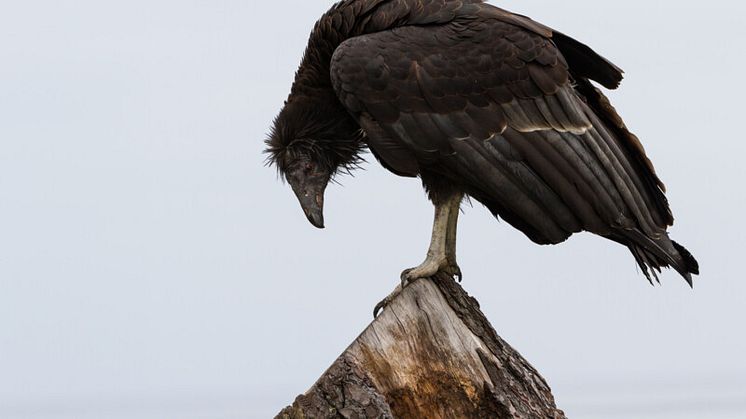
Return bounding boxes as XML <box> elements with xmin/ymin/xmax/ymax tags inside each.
<box><xmin>265</xmin><ymin>95</ymin><xmax>365</xmax><ymax>229</ymax></box>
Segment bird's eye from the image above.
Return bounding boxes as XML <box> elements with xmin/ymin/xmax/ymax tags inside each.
<box><xmin>304</xmin><ymin>162</ymin><xmax>313</xmax><ymax>173</ymax></box>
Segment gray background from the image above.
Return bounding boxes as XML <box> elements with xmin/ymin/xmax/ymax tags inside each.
<box><xmin>1</xmin><ymin>1</ymin><xmax>743</xmax><ymax>418</ymax></box>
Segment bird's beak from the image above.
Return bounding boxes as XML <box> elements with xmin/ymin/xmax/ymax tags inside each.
<box><xmin>288</xmin><ymin>173</ymin><xmax>328</xmax><ymax>229</ymax></box>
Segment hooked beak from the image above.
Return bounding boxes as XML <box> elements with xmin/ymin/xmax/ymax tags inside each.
<box><xmin>289</xmin><ymin>173</ymin><xmax>328</xmax><ymax>229</ymax></box>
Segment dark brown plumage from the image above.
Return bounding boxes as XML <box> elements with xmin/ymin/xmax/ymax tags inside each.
<box><xmin>266</xmin><ymin>0</ymin><xmax>699</xmax><ymax>285</ymax></box>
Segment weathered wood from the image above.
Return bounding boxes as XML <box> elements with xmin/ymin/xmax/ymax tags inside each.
<box><xmin>276</xmin><ymin>274</ymin><xmax>566</xmax><ymax>419</ymax></box>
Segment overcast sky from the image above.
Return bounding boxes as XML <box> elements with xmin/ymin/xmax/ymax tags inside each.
<box><xmin>1</xmin><ymin>1</ymin><xmax>744</xmax><ymax>418</ymax></box>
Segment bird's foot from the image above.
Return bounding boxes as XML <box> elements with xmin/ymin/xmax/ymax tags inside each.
<box><xmin>373</xmin><ymin>258</ymin><xmax>461</xmax><ymax>318</ymax></box>
<box><xmin>401</xmin><ymin>256</ymin><xmax>461</xmax><ymax>287</ymax></box>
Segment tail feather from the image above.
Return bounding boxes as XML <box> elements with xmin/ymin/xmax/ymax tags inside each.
<box><xmin>613</xmin><ymin>230</ymin><xmax>698</xmax><ymax>287</ymax></box>
<box><xmin>629</xmin><ymin>245</ymin><xmax>660</xmax><ymax>285</ymax></box>
<box><xmin>672</xmin><ymin>240</ymin><xmax>700</xmax><ymax>275</ymax></box>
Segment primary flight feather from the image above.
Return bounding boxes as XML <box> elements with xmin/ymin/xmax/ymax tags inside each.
<box><xmin>266</xmin><ymin>0</ymin><xmax>699</xmax><ymax>290</ymax></box>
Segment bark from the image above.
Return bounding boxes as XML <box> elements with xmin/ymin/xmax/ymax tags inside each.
<box><xmin>275</xmin><ymin>273</ymin><xmax>567</xmax><ymax>419</ymax></box>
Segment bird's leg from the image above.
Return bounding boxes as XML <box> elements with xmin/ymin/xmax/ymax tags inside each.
<box><xmin>401</xmin><ymin>192</ymin><xmax>463</xmax><ymax>286</ymax></box>
<box><xmin>445</xmin><ymin>192</ymin><xmax>464</xmax><ymax>282</ymax></box>
<box><xmin>373</xmin><ymin>192</ymin><xmax>463</xmax><ymax>318</ymax></box>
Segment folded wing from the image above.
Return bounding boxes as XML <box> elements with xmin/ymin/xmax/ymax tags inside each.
<box><xmin>330</xmin><ymin>12</ymin><xmax>696</xmax><ymax>283</ymax></box>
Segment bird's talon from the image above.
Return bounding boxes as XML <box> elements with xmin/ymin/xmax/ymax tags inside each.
<box><xmin>453</xmin><ymin>265</ymin><xmax>463</xmax><ymax>282</ymax></box>
<box><xmin>373</xmin><ymin>300</ymin><xmax>387</xmax><ymax>318</ymax></box>
<box><xmin>400</xmin><ymin>269</ymin><xmax>413</xmax><ymax>288</ymax></box>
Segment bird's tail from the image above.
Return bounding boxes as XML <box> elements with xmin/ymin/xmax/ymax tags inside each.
<box><xmin>614</xmin><ymin>230</ymin><xmax>699</xmax><ymax>286</ymax></box>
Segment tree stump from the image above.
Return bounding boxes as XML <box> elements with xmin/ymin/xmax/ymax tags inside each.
<box><xmin>276</xmin><ymin>273</ymin><xmax>566</xmax><ymax>419</ymax></box>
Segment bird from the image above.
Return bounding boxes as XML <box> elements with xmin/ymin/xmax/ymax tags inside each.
<box><xmin>265</xmin><ymin>0</ymin><xmax>699</xmax><ymax>307</ymax></box>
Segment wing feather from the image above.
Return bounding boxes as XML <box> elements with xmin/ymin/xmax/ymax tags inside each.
<box><xmin>582</xmin><ymin>125</ymin><xmax>660</xmax><ymax>237</ymax></box>
<box><xmin>556</xmin><ymin>130</ymin><xmax>626</xmax><ymax>220</ymax></box>
<box><xmin>481</xmin><ymin>137</ymin><xmax>581</xmax><ymax>230</ymax></box>
<box><xmin>452</xmin><ymin>138</ymin><xmax>574</xmax><ymax>243</ymax></box>
<box><xmin>329</xmin><ymin>5</ymin><xmax>692</xmax><ymax>280</ymax></box>
<box><xmin>500</xmin><ymin>128</ymin><xmax>599</xmax><ymax>232</ymax></box>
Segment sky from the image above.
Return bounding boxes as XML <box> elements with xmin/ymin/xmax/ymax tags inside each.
<box><xmin>0</xmin><ymin>1</ymin><xmax>744</xmax><ymax>418</ymax></box>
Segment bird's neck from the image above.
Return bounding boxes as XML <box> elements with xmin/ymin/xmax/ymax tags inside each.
<box><xmin>282</xmin><ymin>3</ymin><xmax>368</xmax><ymax>172</ymax></box>
<box><xmin>290</xmin><ymin>4</ymin><xmax>358</xmax><ymax>96</ymax></box>
<box><xmin>283</xmin><ymin>2</ymin><xmax>370</xmax><ymax>162</ymax></box>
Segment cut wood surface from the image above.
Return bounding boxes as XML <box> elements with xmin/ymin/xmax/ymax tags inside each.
<box><xmin>276</xmin><ymin>274</ymin><xmax>566</xmax><ymax>419</ymax></box>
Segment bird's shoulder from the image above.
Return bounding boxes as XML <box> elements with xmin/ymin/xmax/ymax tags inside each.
<box><xmin>330</xmin><ymin>15</ymin><xmax>575</xmax><ymax>130</ymax></box>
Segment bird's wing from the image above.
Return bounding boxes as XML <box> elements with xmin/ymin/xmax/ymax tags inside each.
<box><xmin>331</xmin><ymin>16</ymin><xmax>675</xmax><ymax>247</ymax></box>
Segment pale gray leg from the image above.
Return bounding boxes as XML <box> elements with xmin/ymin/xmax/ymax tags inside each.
<box><xmin>445</xmin><ymin>192</ymin><xmax>464</xmax><ymax>281</ymax></box>
<box><xmin>399</xmin><ymin>199</ymin><xmax>452</xmax><ymax>286</ymax></box>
